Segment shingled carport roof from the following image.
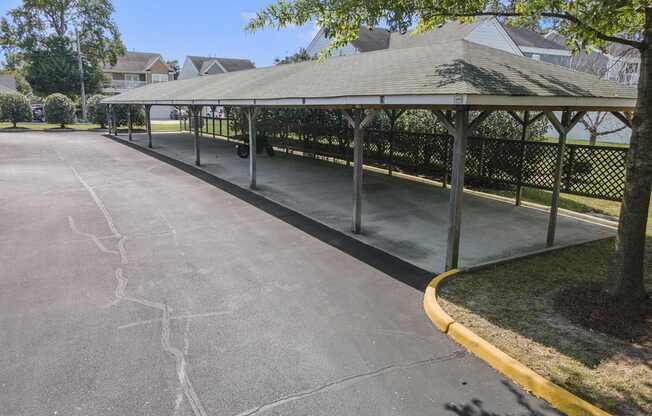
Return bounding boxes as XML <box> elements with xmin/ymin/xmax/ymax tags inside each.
<box><xmin>103</xmin><ymin>39</ymin><xmax>636</xmax><ymax>110</ymax></box>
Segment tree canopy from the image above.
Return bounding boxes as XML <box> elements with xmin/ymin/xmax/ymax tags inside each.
<box><xmin>22</xmin><ymin>35</ymin><xmax>104</xmax><ymax>98</ymax></box>
<box><xmin>0</xmin><ymin>0</ymin><xmax>125</xmax><ymax>66</ymax></box>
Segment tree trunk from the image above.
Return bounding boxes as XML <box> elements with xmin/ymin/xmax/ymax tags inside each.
<box><xmin>609</xmin><ymin>8</ymin><xmax>652</xmax><ymax>302</ymax></box>
<box><xmin>589</xmin><ymin>131</ymin><xmax>597</xmax><ymax>146</ymax></box>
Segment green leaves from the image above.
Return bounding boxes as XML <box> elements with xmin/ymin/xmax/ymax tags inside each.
<box><xmin>0</xmin><ymin>0</ymin><xmax>125</xmax><ymax>67</ymax></box>
<box><xmin>245</xmin><ymin>0</ymin><xmax>646</xmax><ymax>57</ymax></box>
<box><xmin>44</xmin><ymin>93</ymin><xmax>75</xmax><ymax>127</ymax></box>
<box><xmin>0</xmin><ymin>92</ymin><xmax>32</xmax><ymax>127</ymax></box>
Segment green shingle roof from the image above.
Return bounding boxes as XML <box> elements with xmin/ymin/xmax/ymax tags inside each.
<box><xmin>103</xmin><ymin>40</ymin><xmax>636</xmax><ymax>110</ymax></box>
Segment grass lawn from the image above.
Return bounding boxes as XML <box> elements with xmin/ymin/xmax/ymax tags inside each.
<box><xmin>542</xmin><ymin>136</ymin><xmax>630</xmax><ymax>148</ymax></box>
<box><xmin>0</xmin><ymin>122</ymin><xmax>102</xmax><ymax>130</ymax></box>
<box><xmin>438</xmin><ymin>193</ymin><xmax>652</xmax><ymax>414</ymax></box>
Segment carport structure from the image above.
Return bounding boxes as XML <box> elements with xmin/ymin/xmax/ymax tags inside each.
<box><xmin>103</xmin><ymin>39</ymin><xmax>636</xmax><ymax>271</ymax></box>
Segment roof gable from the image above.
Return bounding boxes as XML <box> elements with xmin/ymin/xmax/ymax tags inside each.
<box><xmin>104</xmin><ymin>51</ymin><xmax>168</xmax><ymax>73</ymax></box>
<box><xmin>0</xmin><ymin>74</ymin><xmax>17</xmax><ymax>92</ymax></box>
<box><xmin>188</xmin><ymin>56</ymin><xmax>256</xmax><ymax>74</ymax></box>
<box><xmin>504</xmin><ymin>26</ymin><xmax>568</xmax><ymax>51</ymax></box>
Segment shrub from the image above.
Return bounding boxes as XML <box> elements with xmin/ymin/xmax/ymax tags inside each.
<box><xmin>87</xmin><ymin>94</ymin><xmax>109</xmax><ymax>127</ymax></box>
<box><xmin>113</xmin><ymin>104</ymin><xmax>145</xmax><ymax>127</ymax></box>
<box><xmin>44</xmin><ymin>93</ymin><xmax>75</xmax><ymax>127</ymax></box>
<box><xmin>0</xmin><ymin>92</ymin><xmax>32</xmax><ymax>127</ymax></box>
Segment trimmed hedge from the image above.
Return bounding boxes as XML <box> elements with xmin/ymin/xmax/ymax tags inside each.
<box><xmin>44</xmin><ymin>93</ymin><xmax>75</xmax><ymax>127</ymax></box>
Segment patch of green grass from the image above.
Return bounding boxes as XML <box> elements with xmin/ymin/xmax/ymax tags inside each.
<box><xmin>542</xmin><ymin>136</ymin><xmax>630</xmax><ymax>148</ymax></box>
<box><xmin>475</xmin><ymin>186</ymin><xmax>652</xmax><ymax>235</ymax></box>
<box><xmin>439</xmin><ymin>238</ymin><xmax>652</xmax><ymax>415</ymax></box>
<box><xmin>0</xmin><ymin>122</ymin><xmax>102</xmax><ymax>130</ymax></box>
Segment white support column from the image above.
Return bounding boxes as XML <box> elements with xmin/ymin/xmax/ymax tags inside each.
<box><xmin>127</xmin><ymin>105</ymin><xmax>132</xmax><ymax>141</ymax></box>
<box><xmin>342</xmin><ymin>109</ymin><xmax>378</xmax><ymax>234</ymax></box>
<box><xmin>146</xmin><ymin>105</ymin><xmax>152</xmax><ymax>148</ymax></box>
<box><xmin>193</xmin><ymin>106</ymin><xmax>201</xmax><ymax>166</ymax></box>
<box><xmin>545</xmin><ymin>110</ymin><xmax>586</xmax><ymax>247</ymax></box>
<box><xmin>246</xmin><ymin>107</ymin><xmax>259</xmax><ymax>189</ymax></box>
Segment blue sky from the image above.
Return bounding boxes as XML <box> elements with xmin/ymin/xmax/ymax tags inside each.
<box><xmin>0</xmin><ymin>0</ymin><xmax>318</xmax><ymax>67</ymax></box>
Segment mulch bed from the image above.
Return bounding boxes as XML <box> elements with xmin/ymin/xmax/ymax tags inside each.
<box><xmin>555</xmin><ymin>283</ymin><xmax>652</xmax><ymax>342</ymax></box>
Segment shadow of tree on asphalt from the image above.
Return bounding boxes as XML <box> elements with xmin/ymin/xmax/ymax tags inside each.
<box><xmin>445</xmin><ymin>381</ymin><xmax>561</xmax><ymax>416</ymax></box>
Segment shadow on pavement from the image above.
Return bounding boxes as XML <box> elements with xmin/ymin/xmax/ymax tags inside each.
<box><xmin>104</xmin><ymin>134</ymin><xmax>434</xmax><ymax>291</ymax></box>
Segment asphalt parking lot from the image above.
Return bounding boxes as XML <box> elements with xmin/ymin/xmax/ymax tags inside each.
<box><xmin>0</xmin><ymin>131</ymin><xmax>560</xmax><ymax>415</ymax></box>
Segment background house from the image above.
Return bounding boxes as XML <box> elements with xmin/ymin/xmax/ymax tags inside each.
<box><xmin>0</xmin><ymin>74</ymin><xmax>17</xmax><ymax>93</ymax></box>
<box><xmin>178</xmin><ymin>56</ymin><xmax>255</xmax><ymax>80</ymax></box>
<box><xmin>103</xmin><ymin>51</ymin><xmax>174</xmax><ymax>119</ymax></box>
<box><xmin>306</xmin><ymin>17</ymin><xmax>522</xmax><ymax>57</ymax></box>
<box><xmin>178</xmin><ymin>56</ymin><xmax>255</xmax><ymax>117</ymax></box>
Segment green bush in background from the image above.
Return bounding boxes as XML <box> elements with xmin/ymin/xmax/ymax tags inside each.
<box><xmin>113</xmin><ymin>104</ymin><xmax>145</xmax><ymax>127</ymax></box>
<box><xmin>0</xmin><ymin>92</ymin><xmax>32</xmax><ymax>127</ymax></box>
<box><xmin>87</xmin><ymin>94</ymin><xmax>109</xmax><ymax>128</ymax></box>
<box><xmin>44</xmin><ymin>93</ymin><xmax>75</xmax><ymax>128</ymax></box>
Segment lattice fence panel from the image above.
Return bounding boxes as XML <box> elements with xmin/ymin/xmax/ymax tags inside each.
<box><xmin>563</xmin><ymin>145</ymin><xmax>627</xmax><ymax>200</ymax></box>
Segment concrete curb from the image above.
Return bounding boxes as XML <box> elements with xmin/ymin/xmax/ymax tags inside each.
<box><xmin>423</xmin><ymin>269</ymin><xmax>611</xmax><ymax>416</ymax></box>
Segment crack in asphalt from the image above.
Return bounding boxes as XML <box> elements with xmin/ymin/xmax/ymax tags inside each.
<box><xmin>68</xmin><ymin>216</ymin><xmax>119</xmax><ymax>255</ymax></box>
<box><xmin>233</xmin><ymin>350</ymin><xmax>467</xmax><ymax>416</ymax></box>
<box><xmin>70</xmin><ymin>166</ymin><xmax>208</xmax><ymax>416</ymax></box>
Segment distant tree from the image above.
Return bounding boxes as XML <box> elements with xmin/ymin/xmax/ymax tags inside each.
<box><xmin>44</xmin><ymin>93</ymin><xmax>75</xmax><ymax>128</ymax></box>
<box><xmin>0</xmin><ymin>0</ymin><xmax>125</xmax><ymax>66</ymax></box>
<box><xmin>23</xmin><ymin>36</ymin><xmax>104</xmax><ymax>98</ymax></box>
<box><xmin>0</xmin><ymin>92</ymin><xmax>32</xmax><ymax>127</ymax></box>
<box><xmin>87</xmin><ymin>94</ymin><xmax>109</xmax><ymax>127</ymax></box>
<box><xmin>274</xmin><ymin>48</ymin><xmax>314</xmax><ymax>65</ymax></box>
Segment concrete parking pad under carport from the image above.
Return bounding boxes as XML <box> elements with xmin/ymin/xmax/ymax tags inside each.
<box><xmin>0</xmin><ymin>131</ymin><xmax>561</xmax><ymax>415</ymax></box>
<box><xmin>123</xmin><ymin>131</ymin><xmax>614</xmax><ymax>272</ymax></box>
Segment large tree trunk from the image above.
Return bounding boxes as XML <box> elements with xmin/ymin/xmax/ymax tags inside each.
<box><xmin>609</xmin><ymin>9</ymin><xmax>652</xmax><ymax>302</ymax></box>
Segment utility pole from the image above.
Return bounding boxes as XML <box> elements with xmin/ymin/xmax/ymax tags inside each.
<box><xmin>75</xmin><ymin>28</ymin><xmax>87</xmax><ymax>121</ymax></box>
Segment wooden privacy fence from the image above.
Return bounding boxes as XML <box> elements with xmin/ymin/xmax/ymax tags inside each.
<box><xmin>188</xmin><ymin>116</ymin><xmax>627</xmax><ymax>201</ymax></box>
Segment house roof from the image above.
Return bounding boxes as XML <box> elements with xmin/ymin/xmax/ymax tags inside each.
<box><xmin>545</xmin><ymin>32</ymin><xmax>609</xmax><ymax>76</ymax></box>
<box><xmin>504</xmin><ymin>26</ymin><xmax>568</xmax><ymax>51</ymax></box>
<box><xmin>188</xmin><ymin>56</ymin><xmax>256</xmax><ymax>74</ymax></box>
<box><xmin>103</xmin><ymin>51</ymin><xmax>170</xmax><ymax>73</ymax></box>
<box><xmin>104</xmin><ymin>39</ymin><xmax>635</xmax><ymax>110</ymax></box>
<box><xmin>350</xmin><ymin>27</ymin><xmax>391</xmax><ymax>52</ymax></box>
<box><xmin>0</xmin><ymin>75</ymin><xmax>17</xmax><ymax>92</ymax></box>
<box><xmin>389</xmin><ymin>19</ymin><xmax>486</xmax><ymax>49</ymax></box>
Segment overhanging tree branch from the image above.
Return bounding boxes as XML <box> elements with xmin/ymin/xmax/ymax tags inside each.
<box><xmin>424</xmin><ymin>11</ymin><xmax>644</xmax><ymax>50</ymax></box>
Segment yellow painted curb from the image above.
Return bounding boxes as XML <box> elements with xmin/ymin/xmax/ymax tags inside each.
<box><xmin>424</xmin><ymin>270</ymin><xmax>611</xmax><ymax>416</ymax></box>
